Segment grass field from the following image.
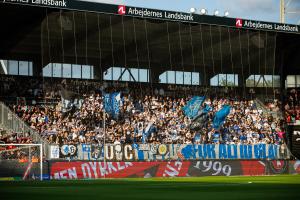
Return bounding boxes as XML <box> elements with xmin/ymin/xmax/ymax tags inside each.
<box><xmin>1</xmin><ymin>175</ymin><xmax>300</xmax><ymax>200</ymax></box>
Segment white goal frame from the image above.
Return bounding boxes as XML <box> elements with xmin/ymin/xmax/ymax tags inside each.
<box><xmin>0</xmin><ymin>143</ymin><xmax>43</xmax><ymax>181</ymax></box>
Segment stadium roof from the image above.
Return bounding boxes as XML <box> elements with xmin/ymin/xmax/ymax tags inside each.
<box><xmin>0</xmin><ymin>0</ymin><xmax>300</xmax><ymax>82</ymax></box>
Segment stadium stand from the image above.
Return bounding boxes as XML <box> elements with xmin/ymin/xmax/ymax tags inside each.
<box><xmin>0</xmin><ymin>2</ymin><xmax>300</xmax><ymax>185</ymax></box>
<box><xmin>0</xmin><ymin>76</ymin><xmax>286</xmax><ymax>147</ymax></box>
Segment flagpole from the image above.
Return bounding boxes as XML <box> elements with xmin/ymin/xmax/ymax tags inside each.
<box><xmin>103</xmin><ymin>96</ymin><xmax>106</xmax><ymax>179</ymax></box>
<box><xmin>103</xmin><ymin>109</ymin><xmax>106</xmax><ymax>178</ymax></box>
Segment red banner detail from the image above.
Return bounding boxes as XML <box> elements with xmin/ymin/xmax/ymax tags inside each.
<box><xmin>236</xmin><ymin>18</ymin><xmax>243</xmax><ymax>28</ymax></box>
<box><xmin>51</xmin><ymin>161</ymin><xmax>192</xmax><ymax>179</ymax></box>
<box><xmin>51</xmin><ymin>161</ymin><xmax>162</xmax><ymax>179</ymax></box>
<box><xmin>51</xmin><ymin>160</ymin><xmax>299</xmax><ymax>179</ymax></box>
<box><xmin>155</xmin><ymin>161</ymin><xmax>191</xmax><ymax>177</ymax></box>
<box><xmin>240</xmin><ymin>161</ymin><xmax>265</xmax><ymax>175</ymax></box>
<box><xmin>118</xmin><ymin>5</ymin><xmax>126</xmax><ymax>15</ymax></box>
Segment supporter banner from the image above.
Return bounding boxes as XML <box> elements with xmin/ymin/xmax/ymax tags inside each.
<box><xmin>49</xmin><ymin>145</ymin><xmax>60</xmax><ymax>159</ymax></box>
<box><xmin>59</xmin><ymin>144</ymin><xmax>77</xmax><ymax>159</ymax></box>
<box><xmin>50</xmin><ymin>160</ymin><xmax>297</xmax><ymax>180</ymax></box>
<box><xmin>77</xmin><ymin>144</ymin><xmax>104</xmax><ymax>160</ymax></box>
<box><xmin>61</xmin><ymin>143</ymin><xmax>289</xmax><ymax>161</ymax></box>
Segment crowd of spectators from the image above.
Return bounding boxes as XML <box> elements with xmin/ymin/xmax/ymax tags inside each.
<box><xmin>0</xmin><ymin>76</ymin><xmax>287</xmax><ymax>147</ymax></box>
<box><xmin>0</xmin><ymin>128</ymin><xmax>37</xmax><ymax>161</ymax></box>
<box><xmin>9</xmin><ymin>91</ymin><xmax>286</xmax><ymax>146</ymax></box>
<box><xmin>0</xmin><ymin>129</ymin><xmax>33</xmax><ymax>144</ymax></box>
<box><xmin>285</xmin><ymin>89</ymin><xmax>300</xmax><ymax>124</ymax></box>
<box><xmin>264</xmin><ymin>99</ymin><xmax>281</xmax><ymax>112</ymax></box>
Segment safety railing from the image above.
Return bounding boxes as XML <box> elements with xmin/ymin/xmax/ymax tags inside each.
<box><xmin>0</xmin><ymin>102</ymin><xmax>49</xmax><ymax>158</ymax></box>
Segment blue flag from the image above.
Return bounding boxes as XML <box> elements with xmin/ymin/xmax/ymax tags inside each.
<box><xmin>104</xmin><ymin>93</ymin><xmax>112</xmax><ymax>113</ymax></box>
<box><xmin>213</xmin><ymin>105</ymin><xmax>231</xmax><ymax>129</ymax></box>
<box><xmin>203</xmin><ymin>104</ymin><xmax>212</xmax><ymax>114</ymax></box>
<box><xmin>103</xmin><ymin>92</ymin><xmax>122</xmax><ymax>119</ymax></box>
<box><xmin>183</xmin><ymin>96</ymin><xmax>205</xmax><ymax>119</ymax></box>
<box><xmin>111</xmin><ymin>92</ymin><xmax>121</xmax><ymax>118</ymax></box>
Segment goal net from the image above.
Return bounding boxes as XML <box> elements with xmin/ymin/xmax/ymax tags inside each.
<box><xmin>0</xmin><ymin>144</ymin><xmax>43</xmax><ymax>181</ymax></box>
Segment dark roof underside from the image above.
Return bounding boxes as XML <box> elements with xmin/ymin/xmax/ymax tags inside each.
<box><xmin>0</xmin><ymin>4</ymin><xmax>299</xmax><ymax>81</ymax></box>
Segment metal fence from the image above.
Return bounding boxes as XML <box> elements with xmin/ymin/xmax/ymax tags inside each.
<box><xmin>0</xmin><ymin>102</ymin><xmax>49</xmax><ymax>157</ymax></box>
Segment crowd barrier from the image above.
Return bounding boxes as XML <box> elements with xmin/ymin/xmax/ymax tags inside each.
<box><xmin>48</xmin><ymin>143</ymin><xmax>290</xmax><ymax>161</ymax></box>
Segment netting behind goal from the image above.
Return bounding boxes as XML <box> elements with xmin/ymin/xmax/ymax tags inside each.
<box><xmin>0</xmin><ymin>144</ymin><xmax>43</xmax><ymax>181</ymax></box>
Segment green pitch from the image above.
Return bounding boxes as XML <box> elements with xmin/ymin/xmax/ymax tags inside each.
<box><xmin>1</xmin><ymin>175</ymin><xmax>300</xmax><ymax>200</ymax></box>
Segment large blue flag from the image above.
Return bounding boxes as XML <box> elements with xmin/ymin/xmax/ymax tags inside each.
<box><xmin>104</xmin><ymin>93</ymin><xmax>112</xmax><ymax>113</ymax></box>
<box><xmin>111</xmin><ymin>92</ymin><xmax>121</xmax><ymax>118</ymax></box>
<box><xmin>213</xmin><ymin>105</ymin><xmax>231</xmax><ymax>129</ymax></box>
<box><xmin>183</xmin><ymin>96</ymin><xmax>205</xmax><ymax>119</ymax></box>
<box><xmin>103</xmin><ymin>92</ymin><xmax>122</xmax><ymax>119</ymax></box>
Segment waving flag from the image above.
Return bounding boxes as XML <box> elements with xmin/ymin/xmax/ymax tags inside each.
<box><xmin>203</xmin><ymin>104</ymin><xmax>212</xmax><ymax>114</ymax></box>
<box><xmin>183</xmin><ymin>96</ymin><xmax>205</xmax><ymax>119</ymax></box>
<box><xmin>190</xmin><ymin>112</ymin><xmax>209</xmax><ymax>131</ymax></box>
<box><xmin>189</xmin><ymin>104</ymin><xmax>212</xmax><ymax>131</ymax></box>
<box><xmin>103</xmin><ymin>92</ymin><xmax>122</xmax><ymax>119</ymax></box>
<box><xmin>60</xmin><ymin>86</ymin><xmax>81</xmax><ymax>113</ymax></box>
<box><xmin>213</xmin><ymin>105</ymin><xmax>231</xmax><ymax>129</ymax></box>
<box><xmin>142</xmin><ymin>122</ymin><xmax>154</xmax><ymax>144</ymax></box>
<box><xmin>104</xmin><ymin>93</ymin><xmax>112</xmax><ymax>114</ymax></box>
<box><xmin>112</xmin><ymin>92</ymin><xmax>121</xmax><ymax>118</ymax></box>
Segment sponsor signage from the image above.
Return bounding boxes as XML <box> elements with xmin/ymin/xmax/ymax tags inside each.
<box><xmin>50</xmin><ymin>160</ymin><xmax>299</xmax><ymax>180</ymax></box>
<box><xmin>2</xmin><ymin>0</ymin><xmax>67</xmax><ymax>8</ymax></box>
<box><xmin>118</xmin><ymin>5</ymin><xmax>125</xmax><ymax>15</ymax></box>
<box><xmin>125</xmin><ymin>6</ymin><xmax>194</xmax><ymax>22</ymax></box>
<box><xmin>236</xmin><ymin>18</ymin><xmax>299</xmax><ymax>33</ymax></box>
<box><xmin>2</xmin><ymin>0</ymin><xmax>299</xmax><ymax>34</ymax></box>
<box><xmin>236</xmin><ymin>18</ymin><xmax>243</xmax><ymax>28</ymax></box>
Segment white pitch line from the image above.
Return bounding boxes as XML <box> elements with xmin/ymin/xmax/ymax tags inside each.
<box><xmin>196</xmin><ymin>183</ymin><xmax>252</xmax><ymax>187</ymax></box>
<box><xmin>23</xmin><ymin>187</ymin><xmax>63</xmax><ymax>189</ymax></box>
<box><xmin>134</xmin><ymin>182</ymin><xmax>251</xmax><ymax>188</ymax></box>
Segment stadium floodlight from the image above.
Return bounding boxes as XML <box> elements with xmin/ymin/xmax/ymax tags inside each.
<box><xmin>200</xmin><ymin>8</ymin><xmax>208</xmax><ymax>15</ymax></box>
<box><xmin>190</xmin><ymin>7</ymin><xmax>196</xmax><ymax>14</ymax></box>
<box><xmin>214</xmin><ymin>10</ymin><xmax>219</xmax><ymax>16</ymax></box>
<box><xmin>224</xmin><ymin>11</ymin><xmax>229</xmax><ymax>17</ymax></box>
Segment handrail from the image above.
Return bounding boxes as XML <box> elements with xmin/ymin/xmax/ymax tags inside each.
<box><xmin>254</xmin><ymin>98</ymin><xmax>283</xmax><ymax>118</ymax></box>
<box><xmin>0</xmin><ymin>102</ymin><xmax>49</xmax><ymax>158</ymax></box>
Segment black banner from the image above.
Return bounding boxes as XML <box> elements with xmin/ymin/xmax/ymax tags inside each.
<box><xmin>1</xmin><ymin>0</ymin><xmax>300</xmax><ymax>34</ymax></box>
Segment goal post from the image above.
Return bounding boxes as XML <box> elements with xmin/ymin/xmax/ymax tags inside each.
<box><xmin>0</xmin><ymin>143</ymin><xmax>43</xmax><ymax>181</ymax></box>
